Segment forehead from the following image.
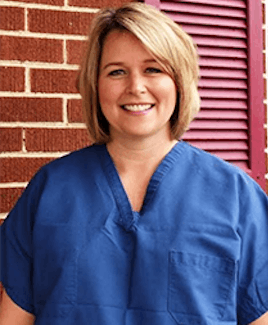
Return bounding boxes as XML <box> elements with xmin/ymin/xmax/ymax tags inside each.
<box><xmin>100</xmin><ymin>30</ymin><xmax>154</xmax><ymax>65</ymax></box>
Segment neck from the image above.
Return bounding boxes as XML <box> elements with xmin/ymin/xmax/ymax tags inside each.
<box><xmin>105</xmin><ymin>131</ymin><xmax>178</xmax><ymax>212</ymax></box>
<box><xmin>106</xmin><ymin>132</ymin><xmax>178</xmax><ymax>172</ymax></box>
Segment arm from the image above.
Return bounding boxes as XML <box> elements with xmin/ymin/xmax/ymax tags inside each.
<box><xmin>250</xmin><ymin>312</ymin><xmax>268</xmax><ymax>325</ymax></box>
<box><xmin>0</xmin><ymin>288</ymin><xmax>35</xmax><ymax>325</ymax></box>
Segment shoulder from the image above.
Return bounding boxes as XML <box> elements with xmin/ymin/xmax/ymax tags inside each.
<box><xmin>3</xmin><ymin>144</ymin><xmax>108</xmax><ymax>224</ymax></box>
<box><xmin>32</xmin><ymin>144</ymin><xmax>106</xmax><ymax>183</ymax></box>
<box><xmin>9</xmin><ymin>144</ymin><xmax>106</xmax><ymax>208</ymax></box>
<box><xmin>181</xmin><ymin>141</ymin><xmax>263</xmax><ymax>193</ymax></box>
<box><xmin>42</xmin><ymin>144</ymin><xmax>102</xmax><ymax>172</ymax></box>
<box><xmin>182</xmin><ymin>141</ymin><xmax>243</xmax><ymax>175</ymax></box>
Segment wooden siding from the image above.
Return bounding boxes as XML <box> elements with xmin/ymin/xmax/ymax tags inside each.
<box><xmin>145</xmin><ymin>0</ymin><xmax>265</xmax><ymax>189</ymax></box>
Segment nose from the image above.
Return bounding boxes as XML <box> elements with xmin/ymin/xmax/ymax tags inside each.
<box><xmin>126</xmin><ymin>72</ymin><xmax>146</xmax><ymax>95</ymax></box>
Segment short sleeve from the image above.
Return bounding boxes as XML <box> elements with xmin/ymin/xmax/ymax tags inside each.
<box><xmin>236</xmin><ymin>175</ymin><xmax>268</xmax><ymax>324</ymax></box>
<box><xmin>0</xmin><ymin>169</ymin><xmax>46</xmax><ymax>314</ymax></box>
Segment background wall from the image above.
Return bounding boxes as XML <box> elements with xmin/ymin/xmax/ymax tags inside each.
<box><xmin>0</xmin><ymin>0</ymin><xmax>135</xmax><ymax>300</ymax></box>
<box><xmin>264</xmin><ymin>0</ymin><xmax>268</xmax><ymax>192</ymax></box>
<box><xmin>0</xmin><ymin>0</ymin><xmax>267</xmax><ymax>307</ymax></box>
<box><xmin>0</xmin><ymin>0</ymin><xmax>134</xmax><ymax>221</ymax></box>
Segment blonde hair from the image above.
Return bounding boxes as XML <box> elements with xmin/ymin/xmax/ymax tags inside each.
<box><xmin>78</xmin><ymin>2</ymin><xmax>200</xmax><ymax>143</ymax></box>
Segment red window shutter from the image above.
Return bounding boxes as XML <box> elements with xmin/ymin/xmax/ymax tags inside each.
<box><xmin>144</xmin><ymin>0</ymin><xmax>266</xmax><ymax>190</ymax></box>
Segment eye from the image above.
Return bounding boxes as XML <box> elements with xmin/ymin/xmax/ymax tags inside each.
<box><xmin>108</xmin><ymin>69</ymin><xmax>125</xmax><ymax>76</ymax></box>
<box><xmin>145</xmin><ymin>67</ymin><xmax>162</xmax><ymax>74</ymax></box>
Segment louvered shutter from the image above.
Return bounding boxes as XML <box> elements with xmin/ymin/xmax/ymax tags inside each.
<box><xmin>144</xmin><ymin>0</ymin><xmax>265</xmax><ymax>190</ymax></box>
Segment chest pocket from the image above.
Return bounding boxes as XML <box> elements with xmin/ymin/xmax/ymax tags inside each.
<box><xmin>168</xmin><ymin>251</ymin><xmax>236</xmax><ymax>324</ymax></box>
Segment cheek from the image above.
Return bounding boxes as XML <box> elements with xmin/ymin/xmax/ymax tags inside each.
<box><xmin>98</xmin><ymin>80</ymin><xmax>110</xmax><ymax>107</ymax></box>
<box><xmin>98</xmin><ymin>81</ymin><xmax>119</xmax><ymax>123</ymax></box>
<box><xmin>160</xmin><ymin>79</ymin><xmax>177</xmax><ymax>106</ymax></box>
<box><xmin>98</xmin><ymin>78</ymin><xmax>122</xmax><ymax>103</ymax></box>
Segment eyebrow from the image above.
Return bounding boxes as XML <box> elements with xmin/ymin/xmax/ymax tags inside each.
<box><xmin>102</xmin><ymin>59</ymin><xmax>158</xmax><ymax>70</ymax></box>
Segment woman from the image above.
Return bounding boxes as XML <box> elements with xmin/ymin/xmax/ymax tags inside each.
<box><xmin>0</xmin><ymin>3</ymin><xmax>267</xmax><ymax>325</ymax></box>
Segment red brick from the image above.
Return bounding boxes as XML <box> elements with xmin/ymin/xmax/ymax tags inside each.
<box><xmin>69</xmin><ymin>0</ymin><xmax>135</xmax><ymax>8</ymax></box>
<box><xmin>0</xmin><ymin>36</ymin><xmax>63</xmax><ymax>63</ymax></box>
<box><xmin>28</xmin><ymin>9</ymin><xmax>94</xmax><ymax>35</ymax></box>
<box><xmin>0</xmin><ymin>7</ymin><xmax>24</xmax><ymax>31</ymax></box>
<box><xmin>0</xmin><ymin>158</ymin><xmax>52</xmax><ymax>183</ymax></box>
<box><xmin>0</xmin><ymin>67</ymin><xmax>24</xmax><ymax>92</ymax></box>
<box><xmin>31</xmin><ymin>69</ymin><xmax>78</xmax><ymax>93</ymax></box>
<box><xmin>67</xmin><ymin>99</ymin><xmax>83</xmax><ymax>122</ymax></box>
<box><xmin>0</xmin><ymin>128</ymin><xmax>22</xmax><ymax>152</ymax></box>
<box><xmin>67</xmin><ymin>40</ymin><xmax>85</xmax><ymax>65</ymax></box>
<box><xmin>0</xmin><ymin>188</ymin><xmax>25</xmax><ymax>213</ymax></box>
<box><xmin>8</xmin><ymin>0</ymin><xmax>63</xmax><ymax>5</ymax></box>
<box><xmin>25</xmin><ymin>128</ymin><xmax>91</xmax><ymax>152</ymax></box>
<box><xmin>0</xmin><ymin>98</ymin><xmax>63</xmax><ymax>122</ymax></box>
<box><xmin>0</xmin><ymin>219</ymin><xmax>4</xmax><ymax>226</ymax></box>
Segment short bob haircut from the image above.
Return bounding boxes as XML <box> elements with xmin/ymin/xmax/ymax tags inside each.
<box><xmin>78</xmin><ymin>2</ymin><xmax>200</xmax><ymax>143</ymax></box>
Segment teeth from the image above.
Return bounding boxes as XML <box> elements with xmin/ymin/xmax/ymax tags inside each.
<box><xmin>123</xmin><ymin>104</ymin><xmax>152</xmax><ymax>112</ymax></box>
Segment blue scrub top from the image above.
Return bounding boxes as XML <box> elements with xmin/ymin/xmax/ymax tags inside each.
<box><xmin>1</xmin><ymin>141</ymin><xmax>268</xmax><ymax>325</ymax></box>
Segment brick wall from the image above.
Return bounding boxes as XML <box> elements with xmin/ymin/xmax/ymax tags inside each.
<box><xmin>0</xmin><ymin>0</ymin><xmax>121</xmax><ymax>299</ymax></box>
<box><xmin>0</xmin><ymin>0</ymin><xmax>134</xmax><ymax>221</ymax></box>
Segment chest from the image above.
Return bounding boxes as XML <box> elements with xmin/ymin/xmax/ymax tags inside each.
<box><xmin>119</xmin><ymin>171</ymin><xmax>152</xmax><ymax>212</ymax></box>
<box><xmin>32</xmin><ymin>201</ymin><xmax>240</xmax><ymax>324</ymax></box>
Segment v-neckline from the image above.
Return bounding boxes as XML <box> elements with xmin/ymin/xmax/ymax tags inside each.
<box><xmin>96</xmin><ymin>141</ymin><xmax>185</xmax><ymax>231</ymax></box>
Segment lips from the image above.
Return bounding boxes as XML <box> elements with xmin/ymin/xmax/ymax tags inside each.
<box><xmin>121</xmin><ymin>104</ymin><xmax>154</xmax><ymax>112</ymax></box>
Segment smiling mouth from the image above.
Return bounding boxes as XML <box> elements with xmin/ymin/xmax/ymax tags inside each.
<box><xmin>121</xmin><ymin>104</ymin><xmax>155</xmax><ymax>112</ymax></box>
